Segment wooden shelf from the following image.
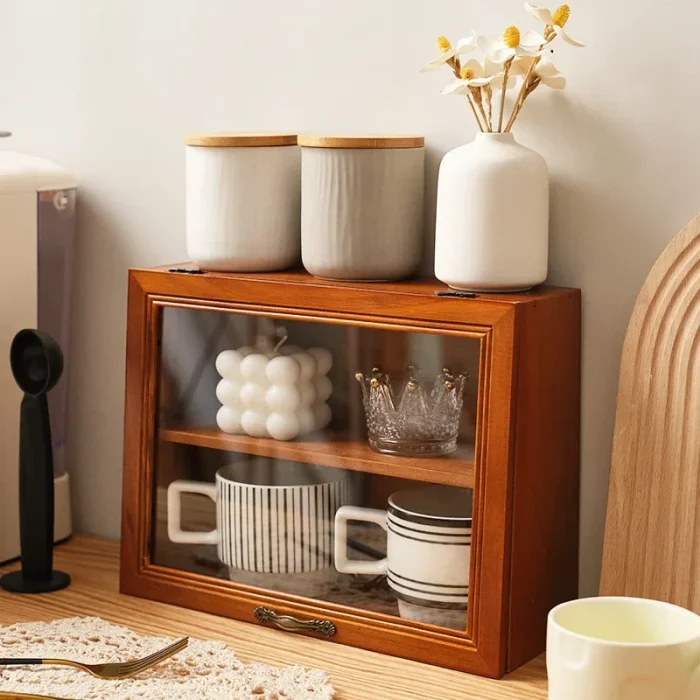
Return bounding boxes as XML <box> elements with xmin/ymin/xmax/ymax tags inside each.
<box><xmin>159</xmin><ymin>427</ymin><xmax>475</xmax><ymax>488</ymax></box>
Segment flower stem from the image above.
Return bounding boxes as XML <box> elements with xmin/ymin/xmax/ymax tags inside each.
<box><xmin>497</xmin><ymin>58</ymin><xmax>513</xmax><ymax>132</ymax></box>
<box><xmin>484</xmin><ymin>85</ymin><xmax>493</xmax><ymax>130</ymax></box>
<box><xmin>505</xmin><ymin>78</ymin><xmax>541</xmax><ymax>132</ymax></box>
<box><xmin>448</xmin><ymin>56</ymin><xmax>484</xmax><ymax>132</ymax></box>
<box><xmin>505</xmin><ymin>57</ymin><xmax>539</xmax><ymax>133</ymax></box>
<box><xmin>466</xmin><ymin>93</ymin><xmax>485</xmax><ymax>132</ymax></box>
<box><xmin>505</xmin><ymin>32</ymin><xmax>553</xmax><ymax>133</ymax></box>
<box><xmin>473</xmin><ymin>90</ymin><xmax>492</xmax><ymax>132</ymax></box>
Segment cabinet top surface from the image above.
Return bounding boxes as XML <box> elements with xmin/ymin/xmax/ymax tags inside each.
<box><xmin>135</xmin><ymin>266</ymin><xmax>579</xmax><ymax>307</ymax></box>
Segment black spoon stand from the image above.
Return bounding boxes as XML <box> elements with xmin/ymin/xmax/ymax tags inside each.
<box><xmin>0</xmin><ymin>330</ymin><xmax>70</xmax><ymax>593</ymax></box>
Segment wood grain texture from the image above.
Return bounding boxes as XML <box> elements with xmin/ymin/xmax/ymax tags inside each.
<box><xmin>120</xmin><ymin>268</ymin><xmax>581</xmax><ymax>678</ymax></box>
<box><xmin>600</xmin><ymin>213</ymin><xmax>700</xmax><ymax>609</ymax></box>
<box><xmin>137</xmin><ymin>268</ymin><xmax>575</xmax><ymax>332</ymax></box>
<box><xmin>148</xmin><ymin>268</ymin><xmax>575</xmax><ymax>303</ymax></box>
<box><xmin>297</xmin><ymin>136</ymin><xmax>424</xmax><ymax>149</ymax></box>
<box><xmin>159</xmin><ymin>428</ymin><xmax>475</xmax><ymax>487</ymax></box>
<box><xmin>0</xmin><ymin>536</ymin><xmax>548</xmax><ymax>700</ymax></box>
<box><xmin>507</xmin><ymin>290</ymin><xmax>581</xmax><ymax>670</ymax></box>
<box><xmin>184</xmin><ymin>134</ymin><xmax>297</xmax><ymax>147</ymax></box>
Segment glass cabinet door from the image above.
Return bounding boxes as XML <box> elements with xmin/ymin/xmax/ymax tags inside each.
<box><xmin>151</xmin><ymin>306</ymin><xmax>481</xmax><ymax>635</ymax></box>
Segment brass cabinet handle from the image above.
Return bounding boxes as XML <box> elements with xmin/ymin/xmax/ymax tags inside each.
<box><xmin>254</xmin><ymin>607</ymin><xmax>337</xmax><ymax>637</ymax></box>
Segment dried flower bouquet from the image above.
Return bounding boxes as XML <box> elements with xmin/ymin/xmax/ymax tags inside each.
<box><xmin>421</xmin><ymin>2</ymin><xmax>584</xmax><ymax>133</ymax></box>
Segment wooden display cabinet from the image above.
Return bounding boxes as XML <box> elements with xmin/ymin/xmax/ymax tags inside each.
<box><xmin>120</xmin><ymin>266</ymin><xmax>581</xmax><ymax>678</ymax></box>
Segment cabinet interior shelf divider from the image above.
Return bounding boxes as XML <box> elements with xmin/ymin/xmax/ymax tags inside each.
<box><xmin>158</xmin><ymin>427</ymin><xmax>476</xmax><ymax>488</ymax></box>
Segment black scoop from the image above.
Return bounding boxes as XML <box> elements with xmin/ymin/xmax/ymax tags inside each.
<box><xmin>0</xmin><ymin>329</ymin><xmax>70</xmax><ymax>593</ymax></box>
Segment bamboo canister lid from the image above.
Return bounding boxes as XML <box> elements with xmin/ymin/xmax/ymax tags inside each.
<box><xmin>184</xmin><ymin>133</ymin><xmax>298</xmax><ymax>147</ymax></box>
<box><xmin>297</xmin><ymin>135</ymin><xmax>424</xmax><ymax>149</ymax></box>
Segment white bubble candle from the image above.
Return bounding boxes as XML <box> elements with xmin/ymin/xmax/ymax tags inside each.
<box><xmin>215</xmin><ymin>345</ymin><xmax>332</xmax><ymax>440</ymax></box>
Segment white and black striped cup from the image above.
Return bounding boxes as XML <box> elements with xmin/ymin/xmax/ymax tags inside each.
<box><xmin>335</xmin><ymin>485</ymin><xmax>472</xmax><ymax>609</ymax></box>
<box><xmin>167</xmin><ymin>462</ymin><xmax>350</xmax><ymax>573</ymax></box>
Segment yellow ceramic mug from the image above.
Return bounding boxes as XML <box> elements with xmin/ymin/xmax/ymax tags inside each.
<box><xmin>547</xmin><ymin>597</ymin><xmax>700</xmax><ymax>700</ymax></box>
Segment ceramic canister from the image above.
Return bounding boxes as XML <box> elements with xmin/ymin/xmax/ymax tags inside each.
<box><xmin>335</xmin><ymin>485</ymin><xmax>472</xmax><ymax>610</ymax></box>
<box><xmin>185</xmin><ymin>133</ymin><xmax>301</xmax><ymax>272</ymax></box>
<box><xmin>167</xmin><ymin>462</ymin><xmax>351</xmax><ymax>573</ymax></box>
<box><xmin>299</xmin><ymin>135</ymin><xmax>425</xmax><ymax>281</ymax></box>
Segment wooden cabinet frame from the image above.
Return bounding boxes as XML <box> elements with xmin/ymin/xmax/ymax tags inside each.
<box><xmin>120</xmin><ymin>268</ymin><xmax>580</xmax><ymax>678</ymax></box>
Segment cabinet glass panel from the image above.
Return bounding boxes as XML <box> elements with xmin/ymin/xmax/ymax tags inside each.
<box><xmin>152</xmin><ymin>306</ymin><xmax>480</xmax><ymax>634</ymax></box>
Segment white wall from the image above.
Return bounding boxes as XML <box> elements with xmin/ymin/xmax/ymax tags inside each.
<box><xmin>1</xmin><ymin>0</ymin><xmax>698</xmax><ymax>596</ymax></box>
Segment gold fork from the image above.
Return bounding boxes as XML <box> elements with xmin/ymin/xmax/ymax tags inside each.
<box><xmin>0</xmin><ymin>693</ymin><xmax>74</xmax><ymax>699</ymax></box>
<box><xmin>0</xmin><ymin>636</ymin><xmax>188</xmax><ymax>680</ymax></box>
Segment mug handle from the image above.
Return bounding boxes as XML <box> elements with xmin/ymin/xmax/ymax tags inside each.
<box><xmin>335</xmin><ymin>506</ymin><xmax>388</xmax><ymax>576</ymax></box>
<box><xmin>167</xmin><ymin>480</ymin><xmax>218</xmax><ymax>545</ymax></box>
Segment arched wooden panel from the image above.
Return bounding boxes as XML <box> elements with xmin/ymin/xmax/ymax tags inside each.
<box><xmin>600</xmin><ymin>214</ymin><xmax>700</xmax><ymax>610</ymax></box>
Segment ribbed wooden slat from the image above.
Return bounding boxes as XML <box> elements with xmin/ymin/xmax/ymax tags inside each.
<box><xmin>601</xmin><ymin>213</ymin><xmax>700</xmax><ymax>611</ymax></box>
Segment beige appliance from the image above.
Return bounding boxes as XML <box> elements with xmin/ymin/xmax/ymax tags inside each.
<box><xmin>0</xmin><ymin>143</ymin><xmax>76</xmax><ymax>563</ymax></box>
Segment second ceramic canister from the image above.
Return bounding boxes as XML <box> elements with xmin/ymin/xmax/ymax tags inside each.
<box><xmin>299</xmin><ymin>135</ymin><xmax>425</xmax><ymax>281</ymax></box>
<box><xmin>185</xmin><ymin>133</ymin><xmax>301</xmax><ymax>272</ymax></box>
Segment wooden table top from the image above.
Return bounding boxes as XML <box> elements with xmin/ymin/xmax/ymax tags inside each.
<box><xmin>0</xmin><ymin>536</ymin><xmax>548</xmax><ymax>699</ymax></box>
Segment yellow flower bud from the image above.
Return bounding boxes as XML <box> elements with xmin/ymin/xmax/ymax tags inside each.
<box><xmin>460</xmin><ymin>66</ymin><xmax>475</xmax><ymax>80</ymax></box>
<box><xmin>437</xmin><ymin>36</ymin><xmax>452</xmax><ymax>53</ymax></box>
<box><xmin>552</xmin><ymin>4</ymin><xmax>570</xmax><ymax>28</ymax></box>
<box><xmin>503</xmin><ymin>26</ymin><xmax>521</xmax><ymax>49</ymax></box>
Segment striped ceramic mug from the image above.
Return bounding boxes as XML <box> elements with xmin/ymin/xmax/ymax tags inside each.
<box><xmin>335</xmin><ymin>485</ymin><xmax>472</xmax><ymax>609</ymax></box>
<box><xmin>167</xmin><ymin>462</ymin><xmax>350</xmax><ymax>573</ymax></box>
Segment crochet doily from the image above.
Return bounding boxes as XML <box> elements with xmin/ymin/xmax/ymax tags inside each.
<box><xmin>0</xmin><ymin>617</ymin><xmax>335</xmax><ymax>699</ymax></box>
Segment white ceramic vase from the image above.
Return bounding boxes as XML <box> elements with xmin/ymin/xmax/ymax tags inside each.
<box><xmin>434</xmin><ymin>132</ymin><xmax>549</xmax><ymax>292</ymax></box>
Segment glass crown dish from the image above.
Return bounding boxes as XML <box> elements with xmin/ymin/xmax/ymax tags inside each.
<box><xmin>355</xmin><ymin>366</ymin><xmax>469</xmax><ymax>456</ymax></box>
